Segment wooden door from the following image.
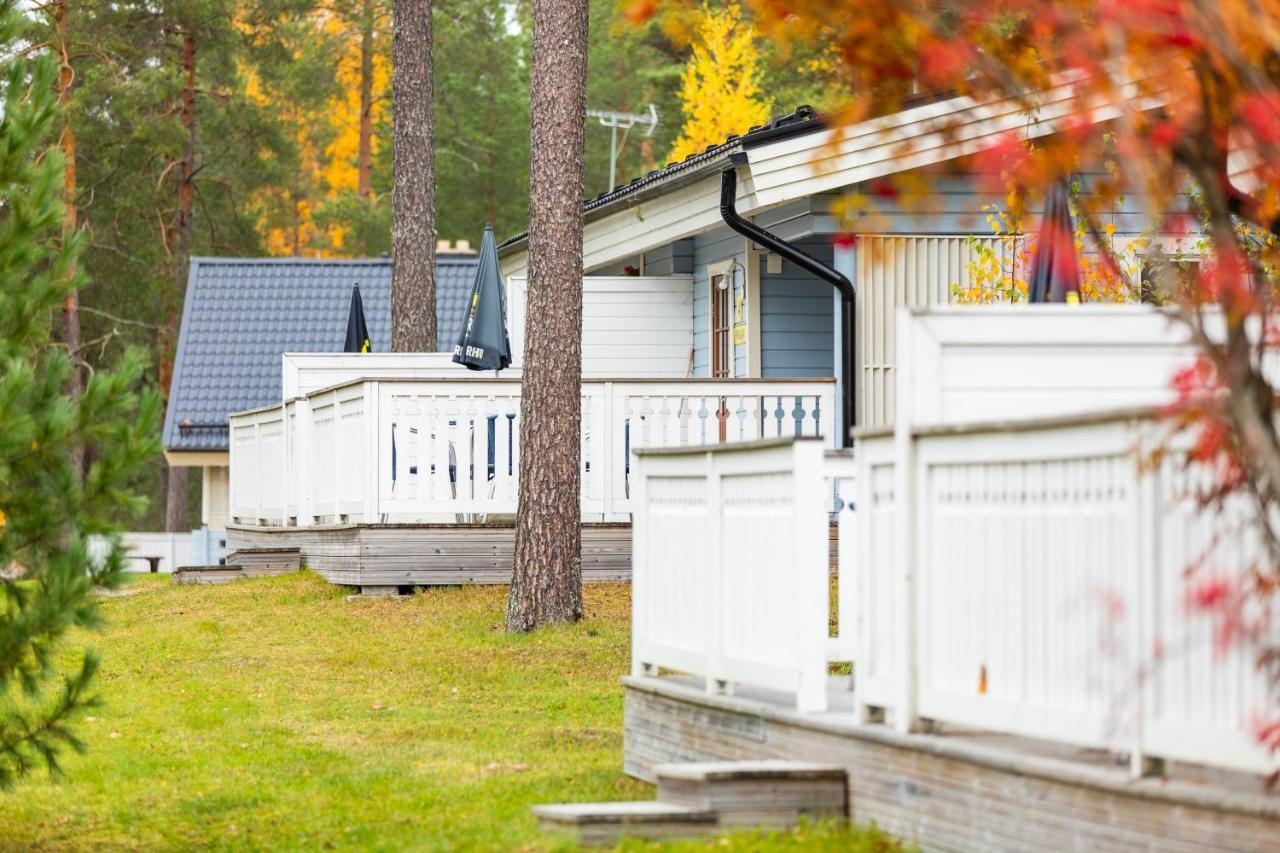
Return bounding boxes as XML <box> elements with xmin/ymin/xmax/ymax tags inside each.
<box><xmin>711</xmin><ymin>273</ymin><xmax>731</xmax><ymax>378</ymax></box>
<box><xmin>710</xmin><ymin>273</ymin><xmax>731</xmax><ymax>441</ymax></box>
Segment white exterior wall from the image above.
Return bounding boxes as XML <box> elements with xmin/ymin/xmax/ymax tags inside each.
<box><xmin>507</xmin><ymin>276</ymin><xmax>694</xmax><ymax>377</ymax></box>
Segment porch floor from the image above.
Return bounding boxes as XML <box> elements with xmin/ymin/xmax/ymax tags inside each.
<box><xmin>624</xmin><ymin>675</ymin><xmax>1279</xmax><ymax>852</ymax></box>
<box><xmin>226</xmin><ymin>522</ymin><xmax>631</xmax><ymax>588</ymax></box>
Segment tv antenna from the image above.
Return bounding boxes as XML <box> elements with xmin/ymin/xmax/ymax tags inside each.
<box><xmin>586</xmin><ymin>104</ymin><xmax>659</xmax><ymax>190</ymax></box>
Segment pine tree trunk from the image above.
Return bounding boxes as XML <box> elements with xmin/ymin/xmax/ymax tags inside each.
<box><xmin>164</xmin><ymin>28</ymin><xmax>197</xmax><ymax>534</ymax></box>
<box><xmin>506</xmin><ymin>0</ymin><xmax>589</xmax><ymax>632</ymax></box>
<box><xmin>357</xmin><ymin>0</ymin><xmax>374</xmax><ymax>200</ymax></box>
<box><xmin>390</xmin><ymin>0</ymin><xmax>436</xmax><ymax>352</ymax></box>
<box><xmin>53</xmin><ymin>0</ymin><xmax>83</xmax><ymax>480</ymax></box>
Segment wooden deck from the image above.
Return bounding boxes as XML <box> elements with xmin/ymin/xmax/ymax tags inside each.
<box><xmin>226</xmin><ymin>522</ymin><xmax>631</xmax><ymax>588</ymax></box>
<box><xmin>624</xmin><ymin>675</ymin><xmax>1280</xmax><ymax>852</ymax></box>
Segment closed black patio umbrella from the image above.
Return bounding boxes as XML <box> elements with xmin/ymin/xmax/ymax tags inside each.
<box><xmin>1028</xmin><ymin>181</ymin><xmax>1081</xmax><ymax>303</ymax></box>
<box><xmin>344</xmin><ymin>284</ymin><xmax>372</xmax><ymax>352</ymax></box>
<box><xmin>453</xmin><ymin>224</ymin><xmax>512</xmax><ymax>371</ymax></box>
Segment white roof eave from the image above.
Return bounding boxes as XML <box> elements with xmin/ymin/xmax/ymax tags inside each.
<box><xmin>513</xmin><ymin>66</ymin><xmax>1168</xmax><ymax>275</ymax></box>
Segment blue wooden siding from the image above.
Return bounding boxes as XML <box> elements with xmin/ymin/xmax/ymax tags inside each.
<box><xmin>592</xmin><ymin>172</ymin><xmax>1188</xmax><ymax>383</ymax></box>
<box><xmin>587</xmin><ymin>240</ymin><xmax>694</xmax><ymax>277</ymax></box>
<box><xmin>808</xmin><ymin>172</ymin><xmax>1190</xmax><ymax>239</ymax></box>
<box><xmin>760</xmin><ymin>238</ymin><xmax>835</xmax><ymax>378</ymax></box>
<box><xmin>644</xmin><ymin>239</ymin><xmax>694</xmax><ymax>276</ymax></box>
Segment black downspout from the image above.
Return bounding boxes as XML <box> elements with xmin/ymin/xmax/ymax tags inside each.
<box><xmin>719</xmin><ymin>167</ymin><xmax>856</xmax><ymax>446</ymax></box>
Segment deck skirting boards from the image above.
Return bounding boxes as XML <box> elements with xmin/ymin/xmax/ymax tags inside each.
<box><xmin>226</xmin><ymin>522</ymin><xmax>630</xmax><ymax>588</ymax></box>
<box><xmin>622</xmin><ymin>676</ymin><xmax>1280</xmax><ymax>853</ymax></box>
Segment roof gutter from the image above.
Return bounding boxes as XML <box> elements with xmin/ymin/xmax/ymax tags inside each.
<box><xmin>718</xmin><ymin>166</ymin><xmax>855</xmax><ymax>446</ymax></box>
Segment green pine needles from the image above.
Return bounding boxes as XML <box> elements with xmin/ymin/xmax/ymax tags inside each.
<box><xmin>0</xmin><ymin>0</ymin><xmax>160</xmax><ymax>790</ymax></box>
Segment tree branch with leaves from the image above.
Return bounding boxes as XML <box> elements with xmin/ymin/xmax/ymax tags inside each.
<box><xmin>0</xmin><ymin>0</ymin><xmax>160</xmax><ymax>788</ymax></box>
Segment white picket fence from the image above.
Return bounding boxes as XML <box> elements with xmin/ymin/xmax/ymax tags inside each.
<box><xmin>628</xmin><ymin>305</ymin><xmax>1280</xmax><ymax>777</ymax></box>
<box><xmin>230</xmin><ymin>376</ymin><xmax>838</xmax><ymax>525</ymax></box>
<box><xmin>87</xmin><ymin>532</ymin><xmax>193</xmax><ymax>573</ymax></box>
<box><xmin>851</xmin><ymin>414</ymin><xmax>1277</xmax><ymax>776</ymax></box>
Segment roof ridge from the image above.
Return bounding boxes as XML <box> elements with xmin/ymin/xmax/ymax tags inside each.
<box><xmin>190</xmin><ymin>255</ymin><xmax>478</xmax><ymax>266</ymax></box>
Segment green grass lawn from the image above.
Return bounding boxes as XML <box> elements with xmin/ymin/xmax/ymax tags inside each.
<box><xmin>1</xmin><ymin>572</ymin><xmax>902</xmax><ymax>852</ymax></box>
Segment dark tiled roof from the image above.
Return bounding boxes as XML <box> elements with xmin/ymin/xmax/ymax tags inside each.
<box><xmin>163</xmin><ymin>254</ymin><xmax>478</xmax><ymax>453</ymax></box>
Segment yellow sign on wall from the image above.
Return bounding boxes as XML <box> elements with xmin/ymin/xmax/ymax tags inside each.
<box><xmin>733</xmin><ymin>324</ymin><xmax>747</xmax><ymax>345</ymax></box>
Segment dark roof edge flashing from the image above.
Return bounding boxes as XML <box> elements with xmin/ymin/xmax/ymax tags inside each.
<box><xmin>497</xmin><ymin>105</ymin><xmax>825</xmax><ymax>255</ymax></box>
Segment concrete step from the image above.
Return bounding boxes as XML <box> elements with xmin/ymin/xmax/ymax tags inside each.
<box><xmin>532</xmin><ymin>800</ymin><xmax>718</xmax><ymax>846</ymax></box>
<box><xmin>532</xmin><ymin>760</ymin><xmax>849</xmax><ymax>845</ymax></box>
<box><xmin>655</xmin><ymin>760</ymin><xmax>848</xmax><ymax>828</ymax></box>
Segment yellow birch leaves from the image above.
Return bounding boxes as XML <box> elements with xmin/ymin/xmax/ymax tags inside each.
<box><xmin>668</xmin><ymin>3</ymin><xmax>772</xmax><ymax>164</ymax></box>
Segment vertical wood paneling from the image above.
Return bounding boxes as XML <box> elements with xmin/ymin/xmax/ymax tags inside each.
<box><xmin>856</xmin><ymin>235</ymin><xmax>1023</xmax><ymax>429</ymax></box>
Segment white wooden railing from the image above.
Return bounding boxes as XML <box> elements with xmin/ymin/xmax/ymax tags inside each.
<box><xmin>631</xmin><ymin>420</ymin><xmax>1278</xmax><ymax>777</ymax></box>
<box><xmin>631</xmin><ymin>439</ymin><xmax>835</xmax><ymax>712</ymax></box>
<box><xmin>851</xmin><ymin>412</ymin><xmax>1278</xmax><ymax>776</ymax></box>
<box><xmin>229</xmin><ymin>376</ymin><xmax>838</xmax><ymax>525</ymax></box>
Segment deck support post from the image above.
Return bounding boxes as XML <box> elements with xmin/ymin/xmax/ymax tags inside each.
<box><xmin>356</xmin><ymin>585</ymin><xmax>401</xmax><ymax>598</ymax></box>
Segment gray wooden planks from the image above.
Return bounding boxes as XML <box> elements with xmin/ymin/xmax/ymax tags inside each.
<box><xmin>225</xmin><ymin>522</ymin><xmax>632</xmax><ymax>588</ymax></box>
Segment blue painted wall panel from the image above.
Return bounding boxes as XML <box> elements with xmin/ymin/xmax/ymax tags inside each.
<box><xmin>760</xmin><ymin>237</ymin><xmax>836</xmax><ymax>378</ymax></box>
<box><xmin>645</xmin><ymin>239</ymin><xmax>694</xmax><ymax>276</ymax></box>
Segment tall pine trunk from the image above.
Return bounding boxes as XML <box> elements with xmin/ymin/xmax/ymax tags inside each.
<box><xmin>390</xmin><ymin>0</ymin><xmax>436</xmax><ymax>352</ymax></box>
<box><xmin>164</xmin><ymin>28</ymin><xmax>197</xmax><ymax>534</ymax></box>
<box><xmin>357</xmin><ymin>0</ymin><xmax>374</xmax><ymax>200</ymax></box>
<box><xmin>53</xmin><ymin>0</ymin><xmax>83</xmax><ymax>480</ymax></box>
<box><xmin>506</xmin><ymin>0</ymin><xmax>589</xmax><ymax>632</ymax></box>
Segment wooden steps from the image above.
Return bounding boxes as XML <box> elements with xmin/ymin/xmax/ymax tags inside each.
<box><xmin>175</xmin><ymin>547</ymin><xmax>300</xmax><ymax>585</ymax></box>
<box><xmin>224</xmin><ymin>546</ymin><xmax>301</xmax><ymax>572</ymax></box>
<box><xmin>533</xmin><ymin>760</ymin><xmax>847</xmax><ymax>845</ymax></box>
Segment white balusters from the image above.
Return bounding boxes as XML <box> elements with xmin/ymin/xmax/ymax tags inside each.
<box><xmin>232</xmin><ymin>376</ymin><xmax>838</xmax><ymax>524</ymax></box>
